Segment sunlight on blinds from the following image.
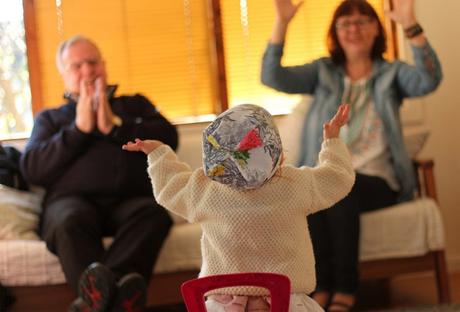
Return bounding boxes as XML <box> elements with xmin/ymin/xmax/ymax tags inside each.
<box><xmin>32</xmin><ymin>0</ymin><xmax>389</xmax><ymax>122</ymax></box>
<box><xmin>34</xmin><ymin>0</ymin><xmax>215</xmax><ymax>120</ymax></box>
<box><xmin>221</xmin><ymin>0</ymin><xmax>387</xmax><ymax>114</ymax></box>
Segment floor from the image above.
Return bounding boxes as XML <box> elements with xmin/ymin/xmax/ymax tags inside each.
<box><xmin>356</xmin><ymin>271</ymin><xmax>460</xmax><ymax>311</ymax></box>
<box><xmin>148</xmin><ymin>304</ymin><xmax>186</xmax><ymax>312</ymax></box>
<box><xmin>148</xmin><ymin>271</ymin><xmax>460</xmax><ymax>311</ymax></box>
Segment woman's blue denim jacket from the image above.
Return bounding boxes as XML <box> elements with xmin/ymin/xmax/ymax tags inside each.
<box><xmin>261</xmin><ymin>42</ymin><xmax>442</xmax><ymax>202</ymax></box>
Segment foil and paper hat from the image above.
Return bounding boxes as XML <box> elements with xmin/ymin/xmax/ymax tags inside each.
<box><xmin>202</xmin><ymin>104</ymin><xmax>283</xmax><ymax>189</ymax></box>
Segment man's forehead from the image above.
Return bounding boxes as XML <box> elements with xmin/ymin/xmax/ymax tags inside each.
<box><xmin>63</xmin><ymin>41</ymin><xmax>101</xmax><ymax>61</ymax></box>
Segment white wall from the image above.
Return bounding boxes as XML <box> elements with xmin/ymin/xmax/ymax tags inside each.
<box><xmin>412</xmin><ymin>0</ymin><xmax>460</xmax><ymax>271</ymax></box>
<box><xmin>177</xmin><ymin>0</ymin><xmax>460</xmax><ymax>272</ymax></box>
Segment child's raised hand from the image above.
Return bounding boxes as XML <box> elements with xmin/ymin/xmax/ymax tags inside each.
<box><xmin>323</xmin><ymin>104</ymin><xmax>350</xmax><ymax>140</ymax></box>
<box><xmin>122</xmin><ymin>138</ymin><xmax>163</xmax><ymax>155</ymax></box>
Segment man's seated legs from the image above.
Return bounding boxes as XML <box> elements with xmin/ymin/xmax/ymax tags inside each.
<box><xmin>103</xmin><ymin>196</ymin><xmax>173</xmax><ymax>283</ymax></box>
<box><xmin>42</xmin><ymin>195</ymin><xmax>172</xmax><ymax>311</ymax></box>
<box><xmin>41</xmin><ymin>196</ymin><xmax>106</xmax><ymax>291</ymax></box>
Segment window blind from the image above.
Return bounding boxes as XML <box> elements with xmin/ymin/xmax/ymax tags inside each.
<box><xmin>31</xmin><ymin>0</ymin><xmax>391</xmax><ymax>121</ymax></box>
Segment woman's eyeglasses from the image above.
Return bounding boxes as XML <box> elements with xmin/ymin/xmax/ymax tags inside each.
<box><xmin>336</xmin><ymin>17</ymin><xmax>373</xmax><ymax>30</ymax></box>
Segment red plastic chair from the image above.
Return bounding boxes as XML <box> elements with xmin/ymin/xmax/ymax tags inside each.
<box><xmin>180</xmin><ymin>272</ymin><xmax>291</xmax><ymax>312</ymax></box>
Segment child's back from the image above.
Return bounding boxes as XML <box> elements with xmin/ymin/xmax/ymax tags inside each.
<box><xmin>123</xmin><ymin>104</ymin><xmax>354</xmax><ymax>311</ymax></box>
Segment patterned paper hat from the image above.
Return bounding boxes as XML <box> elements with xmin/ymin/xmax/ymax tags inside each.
<box><xmin>202</xmin><ymin>104</ymin><xmax>283</xmax><ymax>189</ymax></box>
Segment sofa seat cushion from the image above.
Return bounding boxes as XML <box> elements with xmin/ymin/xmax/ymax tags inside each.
<box><xmin>0</xmin><ymin>222</ymin><xmax>202</xmax><ymax>286</ymax></box>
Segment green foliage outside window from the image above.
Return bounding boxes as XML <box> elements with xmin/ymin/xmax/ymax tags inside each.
<box><xmin>0</xmin><ymin>0</ymin><xmax>33</xmax><ymax>140</ymax></box>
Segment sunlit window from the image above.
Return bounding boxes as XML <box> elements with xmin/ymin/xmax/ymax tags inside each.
<box><xmin>0</xmin><ymin>0</ymin><xmax>33</xmax><ymax>140</ymax></box>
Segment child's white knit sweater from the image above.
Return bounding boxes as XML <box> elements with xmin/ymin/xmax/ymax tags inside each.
<box><xmin>147</xmin><ymin>138</ymin><xmax>354</xmax><ymax>296</ymax></box>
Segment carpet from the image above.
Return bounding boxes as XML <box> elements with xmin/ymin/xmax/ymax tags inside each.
<box><xmin>147</xmin><ymin>304</ymin><xmax>460</xmax><ymax>312</ymax></box>
<box><xmin>367</xmin><ymin>304</ymin><xmax>460</xmax><ymax>312</ymax></box>
<box><xmin>146</xmin><ymin>304</ymin><xmax>186</xmax><ymax>312</ymax></box>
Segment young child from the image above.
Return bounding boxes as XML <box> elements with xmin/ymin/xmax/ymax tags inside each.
<box><xmin>123</xmin><ymin>104</ymin><xmax>354</xmax><ymax>311</ymax></box>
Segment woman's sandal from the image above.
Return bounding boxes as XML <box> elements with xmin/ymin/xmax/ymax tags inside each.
<box><xmin>327</xmin><ymin>300</ymin><xmax>354</xmax><ymax>312</ymax></box>
<box><xmin>311</xmin><ymin>291</ymin><xmax>331</xmax><ymax>310</ymax></box>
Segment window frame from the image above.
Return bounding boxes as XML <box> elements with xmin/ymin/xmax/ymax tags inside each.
<box><xmin>23</xmin><ymin>0</ymin><xmax>42</xmax><ymax>117</ymax></box>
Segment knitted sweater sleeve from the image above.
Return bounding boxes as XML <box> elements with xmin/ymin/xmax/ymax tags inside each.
<box><xmin>147</xmin><ymin>144</ymin><xmax>203</xmax><ymax>222</ymax></box>
<box><xmin>306</xmin><ymin>138</ymin><xmax>355</xmax><ymax>213</ymax></box>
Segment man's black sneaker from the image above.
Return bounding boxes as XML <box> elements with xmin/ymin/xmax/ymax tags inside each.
<box><xmin>78</xmin><ymin>262</ymin><xmax>117</xmax><ymax>312</ymax></box>
<box><xmin>111</xmin><ymin>272</ymin><xmax>147</xmax><ymax>312</ymax></box>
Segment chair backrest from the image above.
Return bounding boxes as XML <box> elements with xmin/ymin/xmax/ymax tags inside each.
<box><xmin>413</xmin><ymin>159</ymin><xmax>438</xmax><ymax>200</ymax></box>
<box><xmin>181</xmin><ymin>272</ymin><xmax>291</xmax><ymax>312</ymax></box>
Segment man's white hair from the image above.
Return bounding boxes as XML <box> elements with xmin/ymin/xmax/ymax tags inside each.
<box><xmin>55</xmin><ymin>35</ymin><xmax>101</xmax><ymax>73</ymax></box>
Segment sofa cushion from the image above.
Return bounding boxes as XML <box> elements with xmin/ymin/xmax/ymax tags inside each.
<box><xmin>359</xmin><ymin>198</ymin><xmax>444</xmax><ymax>261</ymax></box>
<box><xmin>0</xmin><ymin>222</ymin><xmax>202</xmax><ymax>286</ymax></box>
<box><xmin>0</xmin><ymin>185</ymin><xmax>42</xmax><ymax>240</ymax></box>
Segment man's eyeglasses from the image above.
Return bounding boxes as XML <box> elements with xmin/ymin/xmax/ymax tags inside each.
<box><xmin>64</xmin><ymin>58</ymin><xmax>102</xmax><ymax>72</ymax></box>
<box><xmin>336</xmin><ymin>17</ymin><xmax>374</xmax><ymax>30</ymax></box>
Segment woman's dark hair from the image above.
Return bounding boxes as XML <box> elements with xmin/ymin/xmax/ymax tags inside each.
<box><xmin>327</xmin><ymin>0</ymin><xmax>387</xmax><ymax>65</ymax></box>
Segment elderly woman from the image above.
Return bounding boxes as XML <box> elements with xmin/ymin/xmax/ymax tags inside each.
<box><xmin>261</xmin><ymin>0</ymin><xmax>442</xmax><ymax>310</ymax></box>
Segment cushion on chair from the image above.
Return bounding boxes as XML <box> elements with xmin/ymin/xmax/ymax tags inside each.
<box><xmin>359</xmin><ymin>198</ymin><xmax>444</xmax><ymax>261</ymax></box>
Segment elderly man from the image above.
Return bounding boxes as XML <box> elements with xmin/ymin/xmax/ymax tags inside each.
<box><xmin>20</xmin><ymin>35</ymin><xmax>178</xmax><ymax>312</ymax></box>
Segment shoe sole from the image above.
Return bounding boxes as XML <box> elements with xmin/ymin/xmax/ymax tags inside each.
<box><xmin>79</xmin><ymin>263</ymin><xmax>116</xmax><ymax>312</ymax></box>
<box><xmin>112</xmin><ymin>273</ymin><xmax>147</xmax><ymax>312</ymax></box>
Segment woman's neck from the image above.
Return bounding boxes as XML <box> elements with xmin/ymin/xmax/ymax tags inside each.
<box><xmin>345</xmin><ymin>57</ymin><xmax>373</xmax><ymax>82</ymax></box>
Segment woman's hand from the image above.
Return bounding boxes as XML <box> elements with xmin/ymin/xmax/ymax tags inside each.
<box><xmin>274</xmin><ymin>0</ymin><xmax>304</xmax><ymax>24</ymax></box>
<box><xmin>386</xmin><ymin>0</ymin><xmax>417</xmax><ymax>28</ymax></box>
<box><xmin>323</xmin><ymin>104</ymin><xmax>350</xmax><ymax>140</ymax></box>
<box><xmin>122</xmin><ymin>138</ymin><xmax>163</xmax><ymax>155</ymax></box>
<box><xmin>270</xmin><ymin>0</ymin><xmax>304</xmax><ymax>44</ymax></box>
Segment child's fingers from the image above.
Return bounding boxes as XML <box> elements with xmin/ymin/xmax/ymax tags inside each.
<box><xmin>123</xmin><ymin>141</ymin><xmax>135</xmax><ymax>147</ymax></box>
<box><xmin>122</xmin><ymin>141</ymin><xmax>140</xmax><ymax>151</ymax></box>
<box><xmin>132</xmin><ymin>138</ymin><xmax>144</xmax><ymax>148</ymax></box>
